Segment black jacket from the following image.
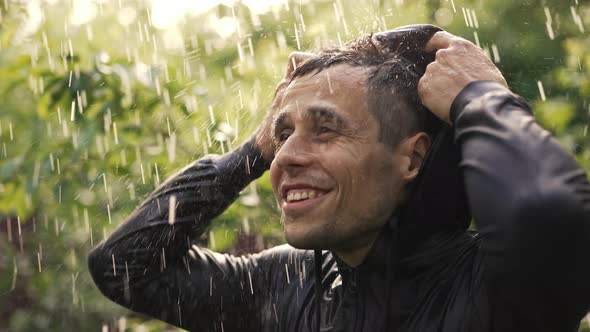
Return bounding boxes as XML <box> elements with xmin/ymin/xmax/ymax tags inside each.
<box><xmin>89</xmin><ymin>80</ymin><xmax>590</xmax><ymax>331</ymax></box>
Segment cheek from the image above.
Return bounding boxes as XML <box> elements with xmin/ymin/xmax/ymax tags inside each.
<box><xmin>358</xmin><ymin>152</ymin><xmax>397</xmax><ymax>197</ymax></box>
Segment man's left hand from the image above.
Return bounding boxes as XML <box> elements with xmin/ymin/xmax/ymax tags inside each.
<box><xmin>418</xmin><ymin>31</ymin><xmax>508</xmax><ymax>125</ymax></box>
<box><xmin>255</xmin><ymin>52</ymin><xmax>313</xmax><ymax>162</ymax></box>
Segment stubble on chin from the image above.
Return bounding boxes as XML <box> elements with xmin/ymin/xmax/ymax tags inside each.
<box><xmin>282</xmin><ymin>216</ymin><xmax>338</xmax><ymax>250</ymax></box>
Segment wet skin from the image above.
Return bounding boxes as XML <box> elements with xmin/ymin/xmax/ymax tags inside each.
<box><xmin>269</xmin><ymin>64</ymin><xmax>417</xmax><ymax>266</ymax></box>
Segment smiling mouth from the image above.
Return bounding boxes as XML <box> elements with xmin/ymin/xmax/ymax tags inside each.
<box><xmin>286</xmin><ymin>189</ymin><xmax>325</xmax><ymax>202</ymax></box>
<box><xmin>282</xmin><ymin>188</ymin><xmax>329</xmax><ymax>215</ymax></box>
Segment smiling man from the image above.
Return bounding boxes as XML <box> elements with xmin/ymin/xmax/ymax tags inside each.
<box><xmin>89</xmin><ymin>25</ymin><xmax>590</xmax><ymax>331</ymax></box>
<box><xmin>270</xmin><ymin>63</ymin><xmax>419</xmax><ymax>266</ymax></box>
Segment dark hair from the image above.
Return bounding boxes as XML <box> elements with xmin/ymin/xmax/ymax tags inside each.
<box><xmin>291</xmin><ymin>34</ymin><xmax>441</xmax><ymax>147</ymax></box>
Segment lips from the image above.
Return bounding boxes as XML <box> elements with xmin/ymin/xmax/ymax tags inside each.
<box><xmin>280</xmin><ymin>184</ymin><xmax>331</xmax><ymax>215</ymax></box>
<box><xmin>285</xmin><ymin>189</ymin><xmax>324</xmax><ymax>202</ymax></box>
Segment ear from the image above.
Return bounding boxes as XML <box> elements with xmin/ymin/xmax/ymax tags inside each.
<box><xmin>397</xmin><ymin>132</ymin><xmax>431</xmax><ymax>183</ymax></box>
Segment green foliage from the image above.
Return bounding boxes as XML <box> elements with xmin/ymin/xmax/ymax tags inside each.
<box><xmin>0</xmin><ymin>0</ymin><xmax>589</xmax><ymax>331</ymax></box>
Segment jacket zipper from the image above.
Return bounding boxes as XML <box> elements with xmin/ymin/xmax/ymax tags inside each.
<box><xmin>350</xmin><ymin>272</ymin><xmax>363</xmax><ymax>332</ymax></box>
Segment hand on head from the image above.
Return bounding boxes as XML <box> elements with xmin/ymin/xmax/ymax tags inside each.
<box><xmin>418</xmin><ymin>31</ymin><xmax>507</xmax><ymax>125</ymax></box>
<box><xmin>256</xmin><ymin>51</ymin><xmax>313</xmax><ymax>162</ymax></box>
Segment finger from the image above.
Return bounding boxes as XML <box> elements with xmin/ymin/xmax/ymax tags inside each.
<box><xmin>285</xmin><ymin>51</ymin><xmax>314</xmax><ymax>78</ymax></box>
<box><xmin>425</xmin><ymin>31</ymin><xmax>456</xmax><ymax>52</ymax></box>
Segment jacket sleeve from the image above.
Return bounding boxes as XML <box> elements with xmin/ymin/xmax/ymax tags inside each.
<box><xmin>451</xmin><ymin>81</ymin><xmax>590</xmax><ymax>325</ymax></box>
<box><xmin>87</xmin><ymin>137</ymin><xmax>281</xmax><ymax>332</ymax></box>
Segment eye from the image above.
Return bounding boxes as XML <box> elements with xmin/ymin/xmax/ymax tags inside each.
<box><xmin>318</xmin><ymin>126</ymin><xmax>332</xmax><ymax>134</ymax></box>
<box><xmin>276</xmin><ymin>128</ymin><xmax>293</xmax><ymax>143</ymax></box>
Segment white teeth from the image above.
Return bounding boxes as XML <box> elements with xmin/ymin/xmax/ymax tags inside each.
<box><xmin>286</xmin><ymin>190</ymin><xmax>321</xmax><ymax>202</ymax></box>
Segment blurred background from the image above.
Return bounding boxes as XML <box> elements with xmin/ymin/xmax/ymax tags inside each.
<box><xmin>0</xmin><ymin>0</ymin><xmax>589</xmax><ymax>331</ymax></box>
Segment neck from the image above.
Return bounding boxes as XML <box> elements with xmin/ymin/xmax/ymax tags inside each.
<box><xmin>333</xmin><ymin>232</ymin><xmax>380</xmax><ymax>267</ymax></box>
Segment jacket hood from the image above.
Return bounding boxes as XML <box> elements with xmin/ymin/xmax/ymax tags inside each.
<box><xmin>374</xmin><ymin>24</ymin><xmax>471</xmax><ymax>252</ymax></box>
<box><xmin>314</xmin><ymin>25</ymin><xmax>472</xmax><ymax>332</ymax></box>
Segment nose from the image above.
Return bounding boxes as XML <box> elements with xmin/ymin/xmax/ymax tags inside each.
<box><xmin>273</xmin><ymin>134</ymin><xmax>314</xmax><ymax>174</ymax></box>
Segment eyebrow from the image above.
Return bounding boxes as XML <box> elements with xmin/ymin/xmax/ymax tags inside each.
<box><xmin>272</xmin><ymin>105</ymin><xmax>350</xmax><ymax>137</ymax></box>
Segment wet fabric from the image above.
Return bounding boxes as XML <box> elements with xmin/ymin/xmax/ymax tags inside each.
<box><xmin>88</xmin><ymin>81</ymin><xmax>590</xmax><ymax>331</ymax></box>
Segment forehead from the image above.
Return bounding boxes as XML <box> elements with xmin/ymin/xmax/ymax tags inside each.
<box><xmin>279</xmin><ymin>64</ymin><xmax>370</xmax><ymax>121</ymax></box>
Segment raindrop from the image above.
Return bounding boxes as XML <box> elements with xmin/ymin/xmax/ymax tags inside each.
<box><xmin>113</xmin><ymin>122</ymin><xmax>119</xmax><ymax>144</ymax></box>
<box><xmin>294</xmin><ymin>23</ymin><xmax>301</xmax><ymax>50</ymax></box>
<box><xmin>247</xmin><ymin>37</ymin><xmax>254</xmax><ymax>57</ymax></box>
<box><xmin>299</xmin><ymin>13</ymin><xmax>306</xmax><ymax>32</ymax></box>
<box><xmin>461</xmin><ymin>8</ymin><xmax>470</xmax><ymax>27</ymax></box>
<box><xmin>71</xmin><ymin>273</ymin><xmax>79</xmax><ymax>305</ymax></box>
<box><xmin>102</xmin><ymin>173</ymin><xmax>108</xmax><ymax>193</ymax></box>
<box><xmin>70</xmin><ymin>100</ymin><xmax>76</xmax><ymax>122</ymax></box>
<box><xmin>242</xmin><ymin>217</ymin><xmax>250</xmax><ymax>235</ymax></box>
<box><xmin>276</xmin><ymin>31</ymin><xmax>287</xmax><ymax>50</ymax></box>
<box><xmin>140</xmin><ymin>163</ymin><xmax>146</xmax><ymax>184</ymax></box>
<box><xmin>84</xmin><ymin>208</ymin><xmax>90</xmax><ymax>233</ymax></box>
<box><xmin>68</xmin><ymin>38</ymin><xmax>74</xmax><ymax>59</ymax></box>
<box><xmin>112</xmin><ymin>254</ymin><xmax>117</xmax><ymax>276</ymax></box>
<box><xmin>545</xmin><ymin>7</ymin><xmax>555</xmax><ymax>40</ymax></box>
<box><xmin>537</xmin><ymin>80</ymin><xmax>547</xmax><ymax>101</ymax></box>
<box><xmin>11</xmin><ymin>257</ymin><xmax>17</xmax><ymax>291</ymax></box>
<box><xmin>37</xmin><ymin>251</ymin><xmax>42</xmax><ymax>272</ymax></box>
<box><xmin>237</xmin><ymin>42</ymin><xmax>245</xmax><ymax>62</ymax></box>
<box><xmin>469</xmin><ymin>9</ymin><xmax>479</xmax><ymax>29</ymax></box>
<box><xmin>54</xmin><ymin>216</ymin><xmax>60</xmax><ymax>236</ymax></box>
<box><xmin>473</xmin><ymin>31</ymin><xmax>480</xmax><ymax>48</ymax></box>
<box><xmin>17</xmin><ymin>216</ymin><xmax>23</xmax><ymax>253</ymax></box>
<box><xmin>168</xmin><ymin>195</ymin><xmax>177</xmax><ymax>225</ymax></box>
<box><xmin>285</xmin><ymin>263</ymin><xmax>290</xmax><ymax>284</ymax></box>
<box><xmin>326</xmin><ymin>72</ymin><xmax>334</xmax><ymax>94</ymax></box>
<box><xmin>570</xmin><ymin>6</ymin><xmax>585</xmax><ymax>33</ymax></box>
<box><xmin>154</xmin><ymin>163</ymin><xmax>160</xmax><ymax>185</ymax></box>
<box><xmin>491</xmin><ymin>44</ymin><xmax>501</xmax><ymax>63</ymax></box>
<box><xmin>209</xmin><ymin>230</ymin><xmax>216</xmax><ymax>248</ymax></box>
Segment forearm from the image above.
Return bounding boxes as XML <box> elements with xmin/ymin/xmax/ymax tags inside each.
<box><xmin>87</xmin><ymin>137</ymin><xmax>270</xmax><ymax>326</ymax></box>
<box><xmin>452</xmin><ymin>81</ymin><xmax>590</xmax><ymax>238</ymax></box>
<box><xmin>452</xmin><ymin>81</ymin><xmax>590</xmax><ymax>312</ymax></box>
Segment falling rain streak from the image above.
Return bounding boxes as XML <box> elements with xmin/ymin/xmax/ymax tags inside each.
<box><xmin>0</xmin><ymin>0</ymin><xmax>588</xmax><ymax>330</ymax></box>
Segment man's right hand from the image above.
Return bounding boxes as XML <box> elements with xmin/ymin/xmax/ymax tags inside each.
<box><xmin>255</xmin><ymin>51</ymin><xmax>313</xmax><ymax>162</ymax></box>
<box><xmin>418</xmin><ymin>31</ymin><xmax>507</xmax><ymax>125</ymax></box>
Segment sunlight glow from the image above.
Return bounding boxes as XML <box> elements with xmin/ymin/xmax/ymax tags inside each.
<box><xmin>70</xmin><ymin>0</ymin><xmax>97</xmax><ymax>26</ymax></box>
<box><xmin>150</xmin><ymin>0</ymin><xmax>289</xmax><ymax>30</ymax></box>
<box><xmin>151</xmin><ymin>0</ymin><xmax>225</xmax><ymax>29</ymax></box>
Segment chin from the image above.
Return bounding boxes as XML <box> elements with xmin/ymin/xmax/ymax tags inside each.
<box><xmin>285</xmin><ymin>234</ymin><xmax>324</xmax><ymax>250</ymax></box>
<box><xmin>283</xmin><ymin>220</ymin><xmax>336</xmax><ymax>250</ymax></box>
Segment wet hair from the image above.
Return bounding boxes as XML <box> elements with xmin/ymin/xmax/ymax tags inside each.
<box><xmin>291</xmin><ymin>34</ymin><xmax>442</xmax><ymax>147</ymax></box>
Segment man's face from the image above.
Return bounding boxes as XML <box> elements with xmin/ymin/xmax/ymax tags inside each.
<box><xmin>269</xmin><ymin>64</ymin><xmax>408</xmax><ymax>252</ymax></box>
